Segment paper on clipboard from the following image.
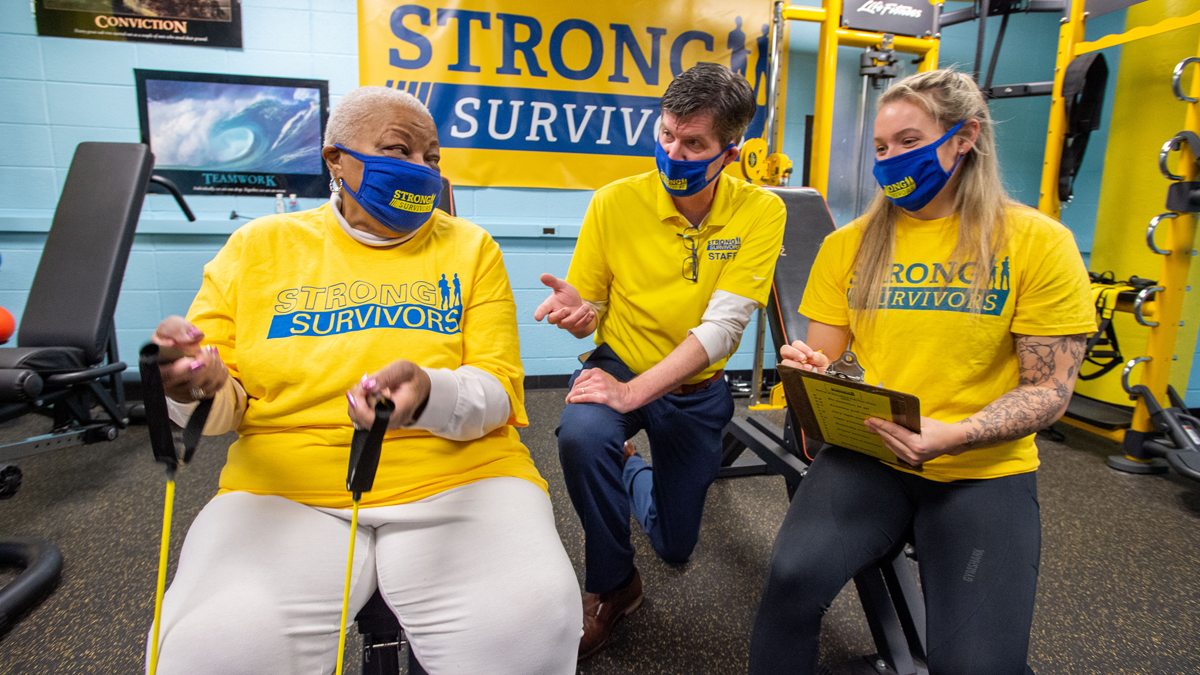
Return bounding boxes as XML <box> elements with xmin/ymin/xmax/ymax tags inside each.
<box><xmin>777</xmin><ymin>361</ymin><xmax>921</xmax><ymax>467</ymax></box>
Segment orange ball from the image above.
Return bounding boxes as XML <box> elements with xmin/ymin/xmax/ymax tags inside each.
<box><xmin>0</xmin><ymin>307</ymin><xmax>14</xmax><ymax>345</ymax></box>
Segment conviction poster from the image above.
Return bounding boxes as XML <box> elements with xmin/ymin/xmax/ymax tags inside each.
<box><xmin>35</xmin><ymin>0</ymin><xmax>242</xmax><ymax>49</ymax></box>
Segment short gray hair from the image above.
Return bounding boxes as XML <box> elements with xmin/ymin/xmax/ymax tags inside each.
<box><xmin>324</xmin><ymin>86</ymin><xmax>433</xmax><ymax>147</ymax></box>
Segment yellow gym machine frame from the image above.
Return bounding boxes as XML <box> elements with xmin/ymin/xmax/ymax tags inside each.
<box><xmin>1038</xmin><ymin>5</ymin><xmax>1200</xmax><ymax>447</ymax></box>
<box><xmin>788</xmin><ymin>1</ymin><xmax>941</xmax><ymax>200</ymax></box>
<box><xmin>745</xmin><ymin>0</ymin><xmax>941</xmax><ymax>408</ymax></box>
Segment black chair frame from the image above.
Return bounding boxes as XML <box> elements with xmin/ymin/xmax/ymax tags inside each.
<box><xmin>0</xmin><ymin>143</ymin><xmax>195</xmax><ymax>636</ymax></box>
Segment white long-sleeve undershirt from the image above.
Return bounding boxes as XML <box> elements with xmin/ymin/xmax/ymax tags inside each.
<box><xmin>166</xmin><ymin>365</ymin><xmax>511</xmax><ymax>442</ymax></box>
<box><xmin>688</xmin><ymin>290</ymin><xmax>759</xmax><ymax>365</ymax></box>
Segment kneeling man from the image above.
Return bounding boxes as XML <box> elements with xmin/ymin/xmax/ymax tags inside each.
<box><xmin>535</xmin><ymin>63</ymin><xmax>786</xmax><ymax>658</ymax></box>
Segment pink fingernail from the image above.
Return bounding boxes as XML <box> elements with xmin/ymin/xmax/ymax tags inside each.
<box><xmin>188</xmin><ymin>328</ymin><xmax>203</xmax><ymax>338</ymax></box>
<box><xmin>189</xmin><ymin>361</ymin><xmax>205</xmax><ymax>371</ymax></box>
<box><xmin>347</xmin><ymin>392</ymin><xmax>356</xmax><ymax>408</ymax></box>
<box><xmin>366</xmin><ymin>378</ymin><xmax>377</xmax><ymax>389</ymax></box>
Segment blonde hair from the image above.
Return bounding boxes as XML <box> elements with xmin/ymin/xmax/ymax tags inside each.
<box><xmin>848</xmin><ymin>69</ymin><xmax>1014</xmax><ymax>328</ymax></box>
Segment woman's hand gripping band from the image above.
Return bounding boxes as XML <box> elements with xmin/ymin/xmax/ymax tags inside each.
<box><xmin>152</xmin><ymin>316</ymin><xmax>228</xmax><ymax>403</ymax></box>
<box><xmin>346</xmin><ymin>359</ymin><xmax>432</xmax><ymax>430</ymax></box>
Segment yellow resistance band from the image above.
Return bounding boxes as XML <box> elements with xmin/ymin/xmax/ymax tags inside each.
<box><xmin>334</xmin><ymin>499</ymin><xmax>361</xmax><ymax>674</ymax></box>
<box><xmin>148</xmin><ymin>478</ymin><xmax>175</xmax><ymax>675</ymax></box>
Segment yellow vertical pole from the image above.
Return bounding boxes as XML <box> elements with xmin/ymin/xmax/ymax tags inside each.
<box><xmin>919</xmin><ymin>29</ymin><xmax>939</xmax><ymax>72</ymax></box>
<box><xmin>809</xmin><ymin>0</ymin><xmax>844</xmax><ymax>197</ymax></box>
<box><xmin>1131</xmin><ymin>37</ymin><xmax>1200</xmax><ymax>436</ymax></box>
<box><xmin>1037</xmin><ymin>0</ymin><xmax>1087</xmax><ymax>217</ymax></box>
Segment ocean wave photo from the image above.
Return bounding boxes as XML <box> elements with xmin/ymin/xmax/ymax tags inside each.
<box><xmin>146</xmin><ymin>80</ymin><xmax>323</xmax><ymax>175</ymax></box>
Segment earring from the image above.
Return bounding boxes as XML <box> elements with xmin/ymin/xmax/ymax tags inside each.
<box><xmin>329</xmin><ymin>177</ymin><xmax>343</xmax><ymax>193</ymax></box>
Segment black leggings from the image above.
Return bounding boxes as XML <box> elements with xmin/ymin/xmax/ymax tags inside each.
<box><xmin>749</xmin><ymin>446</ymin><xmax>1040</xmax><ymax>675</ymax></box>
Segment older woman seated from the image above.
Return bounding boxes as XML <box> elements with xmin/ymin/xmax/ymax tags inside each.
<box><xmin>148</xmin><ymin>86</ymin><xmax>581</xmax><ymax>675</ymax></box>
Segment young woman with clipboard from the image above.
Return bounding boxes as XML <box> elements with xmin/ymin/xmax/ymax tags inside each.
<box><xmin>748</xmin><ymin>70</ymin><xmax>1095</xmax><ymax>674</ymax></box>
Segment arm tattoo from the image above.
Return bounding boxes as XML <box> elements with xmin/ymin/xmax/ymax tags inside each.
<box><xmin>957</xmin><ymin>334</ymin><xmax>1086</xmax><ymax>450</ymax></box>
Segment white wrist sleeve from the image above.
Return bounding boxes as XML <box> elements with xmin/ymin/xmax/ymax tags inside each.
<box><xmin>582</xmin><ymin>298</ymin><xmax>608</xmax><ymax>319</ymax></box>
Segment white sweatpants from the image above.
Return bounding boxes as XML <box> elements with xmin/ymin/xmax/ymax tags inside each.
<box><xmin>149</xmin><ymin>477</ymin><xmax>582</xmax><ymax>675</ymax></box>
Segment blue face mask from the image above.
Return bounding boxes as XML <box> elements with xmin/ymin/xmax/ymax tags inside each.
<box><xmin>654</xmin><ymin>140</ymin><xmax>735</xmax><ymax>197</ymax></box>
<box><xmin>872</xmin><ymin>120</ymin><xmax>966</xmax><ymax>212</ymax></box>
<box><xmin>335</xmin><ymin>144</ymin><xmax>442</xmax><ymax>233</ymax></box>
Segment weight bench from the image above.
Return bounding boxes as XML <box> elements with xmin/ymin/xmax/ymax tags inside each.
<box><xmin>720</xmin><ymin>187</ymin><xmax>829</xmax><ymax>492</ymax></box>
<box><xmin>720</xmin><ymin>188</ymin><xmax>932</xmax><ymax>675</ymax></box>
<box><xmin>0</xmin><ymin>142</ymin><xmax>161</xmax><ymax>633</ymax></box>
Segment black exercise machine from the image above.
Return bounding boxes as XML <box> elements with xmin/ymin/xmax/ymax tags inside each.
<box><xmin>0</xmin><ymin>143</ymin><xmax>152</xmax><ymax>455</ymax></box>
<box><xmin>0</xmin><ymin>142</ymin><xmax>149</xmax><ymax>633</ymax></box>
<box><xmin>720</xmin><ymin>187</ymin><xmax>830</xmax><ymax>490</ymax></box>
<box><xmin>0</xmin><ymin>142</ymin><xmax>196</xmax><ymax>634</ymax></box>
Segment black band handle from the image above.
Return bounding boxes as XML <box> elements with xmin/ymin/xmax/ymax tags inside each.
<box><xmin>139</xmin><ymin>343</ymin><xmax>213</xmax><ymax>472</ymax></box>
<box><xmin>347</xmin><ymin>398</ymin><xmax>395</xmax><ymax>499</ymax></box>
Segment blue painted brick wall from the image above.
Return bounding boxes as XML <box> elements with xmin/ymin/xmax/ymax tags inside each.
<box><xmin>0</xmin><ymin>1</ymin><xmax>1146</xmax><ymax>386</ymax></box>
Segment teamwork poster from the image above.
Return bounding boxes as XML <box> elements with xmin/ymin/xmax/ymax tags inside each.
<box><xmin>135</xmin><ymin>70</ymin><xmax>330</xmax><ymax>198</ymax></box>
<box><xmin>359</xmin><ymin>0</ymin><xmax>780</xmax><ymax>189</ymax></box>
<box><xmin>35</xmin><ymin>0</ymin><xmax>242</xmax><ymax>49</ymax></box>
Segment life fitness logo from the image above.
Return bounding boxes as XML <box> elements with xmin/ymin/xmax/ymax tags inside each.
<box><xmin>94</xmin><ymin>15</ymin><xmax>189</xmax><ymax>33</ymax></box>
<box><xmin>855</xmin><ymin>1</ymin><xmax>924</xmax><ymax>18</ymax></box>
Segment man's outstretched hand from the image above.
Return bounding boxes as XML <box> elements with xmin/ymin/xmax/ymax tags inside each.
<box><xmin>534</xmin><ymin>274</ymin><xmax>596</xmax><ymax>338</ymax></box>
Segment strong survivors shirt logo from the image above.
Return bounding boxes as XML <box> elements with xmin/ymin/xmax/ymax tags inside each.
<box><xmin>851</xmin><ymin>257</ymin><xmax>1012</xmax><ymax>316</ymax></box>
<box><xmin>389</xmin><ymin>190</ymin><xmax>436</xmax><ymax>213</ymax></box>
<box><xmin>267</xmin><ymin>276</ymin><xmax>464</xmax><ymax>339</ymax></box>
<box><xmin>883</xmin><ymin>176</ymin><xmax>916</xmax><ymax>198</ymax></box>
<box><xmin>660</xmin><ymin>172</ymin><xmax>686</xmax><ymax>191</ymax></box>
<box><xmin>707</xmin><ymin>237</ymin><xmax>741</xmax><ymax>261</ymax></box>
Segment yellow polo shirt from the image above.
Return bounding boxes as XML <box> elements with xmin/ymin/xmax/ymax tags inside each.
<box><xmin>188</xmin><ymin>204</ymin><xmax>546</xmax><ymax>508</ymax></box>
<box><xmin>800</xmin><ymin>206</ymin><xmax>1095</xmax><ymax>481</ymax></box>
<box><xmin>567</xmin><ymin>171</ymin><xmax>786</xmax><ymax>383</ymax></box>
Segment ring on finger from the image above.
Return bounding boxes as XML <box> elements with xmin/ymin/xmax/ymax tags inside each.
<box><xmin>190</xmin><ymin>386</ymin><xmax>206</xmax><ymax>400</ymax></box>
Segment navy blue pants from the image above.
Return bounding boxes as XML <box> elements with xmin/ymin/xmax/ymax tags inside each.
<box><xmin>556</xmin><ymin>344</ymin><xmax>735</xmax><ymax>594</ymax></box>
<box><xmin>749</xmin><ymin>446</ymin><xmax>1041</xmax><ymax>675</ymax></box>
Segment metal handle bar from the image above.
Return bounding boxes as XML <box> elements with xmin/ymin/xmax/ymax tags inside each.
<box><xmin>148</xmin><ymin>175</ymin><xmax>197</xmax><ymax>222</ymax></box>
<box><xmin>1133</xmin><ymin>286</ymin><xmax>1164</xmax><ymax>327</ymax></box>
<box><xmin>1146</xmin><ymin>213</ymin><xmax>1176</xmax><ymax>255</ymax></box>
<box><xmin>1122</xmin><ymin>356</ymin><xmax>1152</xmax><ymax>395</ymax></box>
<box><xmin>1161</xmin><ymin>137</ymin><xmax>1186</xmax><ymax>181</ymax></box>
<box><xmin>1173</xmin><ymin>57</ymin><xmax>1200</xmax><ymax>103</ymax></box>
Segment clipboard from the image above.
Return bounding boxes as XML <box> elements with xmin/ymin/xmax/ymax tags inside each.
<box><xmin>777</xmin><ymin>352</ymin><xmax>922</xmax><ymax>468</ymax></box>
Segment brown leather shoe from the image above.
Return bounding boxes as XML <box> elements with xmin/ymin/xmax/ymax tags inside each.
<box><xmin>578</xmin><ymin>568</ymin><xmax>644</xmax><ymax>659</ymax></box>
<box><xmin>622</xmin><ymin>441</ymin><xmax>637</xmax><ymax>466</ymax></box>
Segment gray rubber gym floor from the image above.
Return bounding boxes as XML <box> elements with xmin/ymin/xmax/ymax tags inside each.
<box><xmin>0</xmin><ymin>390</ymin><xmax>1197</xmax><ymax>674</ymax></box>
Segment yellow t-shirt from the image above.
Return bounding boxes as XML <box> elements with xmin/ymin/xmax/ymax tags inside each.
<box><xmin>187</xmin><ymin>204</ymin><xmax>546</xmax><ymax>508</ymax></box>
<box><xmin>800</xmin><ymin>205</ymin><xmax>1096</xmax><ymax>481</ymax></box>
<box><xmin>566</xmin><ymin>171</ymin><xmax>786</xmax><ymax>383</ymax></box>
